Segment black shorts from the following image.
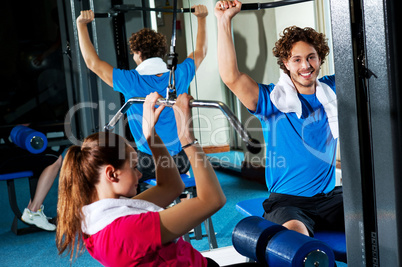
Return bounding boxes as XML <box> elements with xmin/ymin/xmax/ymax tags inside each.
<box><xmin>262</xmin><ymin>186</ymin><xmax>345</xmax><ymax>236</ymax></box>
<box><xmin>137</xmin><ymin>149</ymin><xmax>190</xmax><ymax>182</ymax></box>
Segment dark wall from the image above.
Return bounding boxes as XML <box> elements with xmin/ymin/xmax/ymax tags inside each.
<box><xmin>0</xmin><ymin>0</ymin><xmax>68</xmax><ymax>136</ymax></box>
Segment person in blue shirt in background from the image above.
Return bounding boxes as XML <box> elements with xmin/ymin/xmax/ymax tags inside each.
<box><xmin>215</xmin><ymin>0</ymin><xmax>343</xmax><ymax>237</ymax></box>
<box><xmin>76</xmin><ymin>5</ymin><xmax>208</xmax><ymax>185</ymax></box>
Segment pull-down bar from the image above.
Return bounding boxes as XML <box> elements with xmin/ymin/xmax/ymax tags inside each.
<box><xmin>95</xmin><ymin>0</ymin><xmax>314</xmax><ymax>17</ymax></box>
<box><xmin>241</xmin><ymin>0</ymin><xmax>313</xmax><ymax>10</ymax></box>
<box><xmin>104</xmin><ymin>97</ymin><xmax>262</xmax><ymax>154</ymax></box>
<box><xmin>95</xmin><ymin>5</ymin><xmax>194</xmax><ymax>18</ymax></box>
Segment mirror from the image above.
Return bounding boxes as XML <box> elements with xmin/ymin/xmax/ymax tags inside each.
<box><xmin>0</xmin><ymin>0</ymin><xmax>338</xmax><ymax>182</ymax></box>
<box><xmin>0</xmin><ymin>0</ymin><xmax>69</xmax><ymax>142</ymax></box>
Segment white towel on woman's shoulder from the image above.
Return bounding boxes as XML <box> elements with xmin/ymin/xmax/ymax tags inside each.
<box><xmin>81</xmin><ymin>198</ymin><xmax>163</xmax><ymax>235</ymax></box>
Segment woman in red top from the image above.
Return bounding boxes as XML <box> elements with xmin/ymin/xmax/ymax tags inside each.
<box><xmin>56</xmin><ymin>93</ymin><xmax>262</xmax><ymax>266</ymax></box>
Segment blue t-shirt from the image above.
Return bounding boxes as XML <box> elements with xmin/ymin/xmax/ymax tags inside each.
<box><xmin>251</xmin><ymin>75</ymin><xmax>337</xmax><ymax>197</ymax></box>
<box><xmin>113</xmin><ymin>58</ymin><xmax>195</xmax><ymax>156</ymax></box>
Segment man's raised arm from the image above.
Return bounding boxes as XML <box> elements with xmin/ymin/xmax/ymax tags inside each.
<box><xmin>215</xmin><ymin>0</ymin><xmax>259</xmax><ymax>111</ymax></box>
<box><xmin>76</xmin><ymin>10</ymin><xmax>114</xmax><ymax>87</ymax></box>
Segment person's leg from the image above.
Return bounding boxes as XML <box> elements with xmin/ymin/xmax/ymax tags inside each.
<box><xmin>22</xmin><ymin>155</ymin><xmax>62</xmax><ymax>231</ymax></box>
<box><xmin>263</xmin><ymin>207</ymin><xmax>313</xmax><ymax>236</ymax></box>
<box><xmin>315</xmin><ymin>186</ymin><xmax>345</xmax><ymax>232</ymax></box>
<box><xmin>282</xmin><ymin>219</ymin><xmax>310</xmax><ymax>235</ymax></box>
<box><xmin>263</xmin><ymin>193</ymin><xmax>316</xmax><ymax>236</ymax></box>
<box><xmin>27</xmin><ymin>155</ymin><xmax>62</xmax><ymax>211</ymax></box>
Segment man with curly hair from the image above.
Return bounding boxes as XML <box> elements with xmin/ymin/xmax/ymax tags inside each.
<box><xmin>215</xmin><ymin>0</ymin><xmax>343</xmax><ymax>237</ymax></box>
<box><xmin>76</xmin><ymin>5</ymin><xmax>208</xmax><ymax>184</ymax></box>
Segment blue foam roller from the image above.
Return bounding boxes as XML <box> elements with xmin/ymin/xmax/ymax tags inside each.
<box><xmin>266</xmin><ymin>230</ymin><xmax>335</xmax><ymax>267</ymax></box>
<box><xmin>10</xmin><ymin>125</ymin><xmax>47</xmax><ymax>154</ymax></box>
<box><xmin>232</xmin><ymin>216</ymin><xmax>286</xmax><ymax>264</ymax></box>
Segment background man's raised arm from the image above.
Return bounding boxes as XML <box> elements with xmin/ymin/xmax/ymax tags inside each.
<box><xmin>76</xmin><ymin>10</ymin><xmax>114</xmax><ymax>87</ymax></box>
<box><xmin>187</xmin><ymin>5</ymin><xmax>209</xmax><ymax>70</ymax></box>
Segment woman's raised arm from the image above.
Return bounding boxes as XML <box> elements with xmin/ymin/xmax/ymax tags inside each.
<box><xmin>158</xmin><ymin>93</ymin><xmax>226</xmax><ymax>244</ymax></box>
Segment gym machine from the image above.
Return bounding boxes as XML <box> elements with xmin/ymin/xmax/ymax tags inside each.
<box><xmin>331</xmin><ymin>0</ymin><xmax>402</xmax><ymax>266</ymax></box>
<box><xmin>103</xmin><ymin>0</ymin><xmax>314</xmax><ymax>154</ymax></box>
<box><xmin>102</xmin><ymin>0</ymin><xmax>270</xmax><ymax>154</ymax></box>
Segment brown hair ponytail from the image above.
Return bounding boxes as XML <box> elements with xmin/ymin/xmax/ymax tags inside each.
<box><xmin>56</xmin><ymin>132</ymin><xmax>130</xmax><ymax>260</ymax></box>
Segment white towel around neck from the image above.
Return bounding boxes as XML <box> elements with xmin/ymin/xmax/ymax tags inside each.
<box><xmin>135</xmin><ymin>57</ymin><xmax>170</xmax><ymax>75</ymax></box>
<box><xmin>270</xmin><ymin>72</ymin><xmax>339</xmax><ymax>139</ymax></box>
<box><xmin>81</xmin><ymin>198</ymin><xmax>163</xmax><ymax>235</ymax></box>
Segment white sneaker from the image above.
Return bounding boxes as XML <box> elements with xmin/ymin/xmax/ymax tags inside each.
<box><xmin>21</xmin><ymin>205</ymin><xmax>56</xmax><ymax>231</ymax></box>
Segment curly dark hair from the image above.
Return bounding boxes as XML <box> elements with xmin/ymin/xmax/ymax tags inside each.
<box><xmin>128</xmin><ymin>28</ymin><xmax>167</xmax><ymax>60</ymax></box>
<box><xmin>272</xmin><ymin>26</ymin><xmax>329</xmax><ymax>75</ymax></box>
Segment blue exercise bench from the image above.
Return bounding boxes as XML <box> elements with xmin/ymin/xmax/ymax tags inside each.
<box><xmin>0</xmin><ymin>171</ymin><xmax>41</xmax><ymax>235</ymax></box>
<box><xmin>143</xmin><ymin>173</ymin><xmax>218</xmax><ymax>249</ymax></box>
<box><xmin>236</xmin><ymin>197</ymin><xmax>347</xmax><ymax>263</ymax></box>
